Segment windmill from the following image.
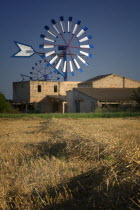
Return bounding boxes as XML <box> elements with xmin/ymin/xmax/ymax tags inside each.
<box><xmin>13</xmin><ymin>16</ymin><xmax>94</xmax><ymax>81</ymax></box>
<box><xmin>20</xmin><ymin>60</ymin><xmax>61</xmax><ymax>81</ymax></box>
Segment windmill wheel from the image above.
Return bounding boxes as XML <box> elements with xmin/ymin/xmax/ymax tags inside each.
<box><xmin>39</xmin><ymin>16</ymin><xmax>93</xmax><ymax>81</ymax></box>
<box><xmin>30</xmin><ymin>60</ymin><xmax>60</xmax><ymax>81</ymax></box>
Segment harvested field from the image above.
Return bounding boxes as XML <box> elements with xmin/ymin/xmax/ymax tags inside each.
<box><xmin>0</xmin><ymin>117</ymin><xmax>140</xmax><ymax>209</ymax></box>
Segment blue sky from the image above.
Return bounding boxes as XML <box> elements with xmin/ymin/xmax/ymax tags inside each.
<box><xmin>0</xmin><ymin>0</ymin><xmax>140</xmax><ymax>99</ymax></box>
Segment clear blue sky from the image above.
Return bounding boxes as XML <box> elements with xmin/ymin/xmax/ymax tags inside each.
<box><xmin>0</xmin><ymin>0</ymin><xmax>140</xmax><ymax>99</ymax></box>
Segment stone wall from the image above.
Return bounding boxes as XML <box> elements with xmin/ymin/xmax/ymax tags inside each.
<box><xmin>13</xmin><ymin>81</ymin><xmax>30</xmax><ymax>103</ymax></box>
<box><xmin>78</xmin><ymin>81</ymin><xmax>92</xmax><ymax>88</ymax></box>
<box><xmin>92</xmin><ymin>74</ymin><xmax>124</xmax><ymax>88</ymax></box>
<box><xmin>30</xmin><ymin>81</ymin><xmax>80</xmax><ymax>103</ymax></box>
<box><xmin>30</xmin><ymin>81</ymin><xmax>59</xmax><ymax>103</ymax></box>
<box><xmin>13</xmin><ymin>81</ymin><xmax>80</xmax><ymax>103</ymax></box>
<box><xmin>67</xmin><ymin>90</ymin><xmax>97</xmax><ymax>113</ymax></box>
<box><xmin>59</xmin><ymin>82</ymin><xmax>80</xmax><ymax>95</ymax></box>
<box><xmin>92</xmin><ymin>74</ymin><xmax>140</xmax><ymax>88</ymax></box>
<box><xmin>124</xmin><ymin>78</ymin><xmax>140</xmax><ymax>88</ymax></box>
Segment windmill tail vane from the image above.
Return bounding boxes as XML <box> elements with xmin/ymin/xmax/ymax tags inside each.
<box><xmin>13</xmin><ymin>42</ymin><xmax>36</xmax><ymax>57</ymax></box>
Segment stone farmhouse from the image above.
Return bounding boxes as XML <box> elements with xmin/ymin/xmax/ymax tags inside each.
<box><xmin>13</xmin><ymin>81</ymin><xmax>80</xmax><ymax>113</ymax></box>
<box><xmin>13</xmin><ymin>74</ymin><xmax>140</xmax><ymax>113</ymax></box>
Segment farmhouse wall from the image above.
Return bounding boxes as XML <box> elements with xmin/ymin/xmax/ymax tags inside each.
<box><xmin>78</xmin><ymin>74</ymin><xmax>140</xmax><ymax>89</ymax></box>
<box><xmin>92</xmin><ymin>74</ymin><xmax>123</xmax><ymax>88</ymax></box>
<box><xmin>30</xmin><ymin>81</ymin><xmax>80</xmax><ymax>103</ymax></box>
<box><xmin>36</xmin><ymin>96</ymin><xmax>64</xmax><ymax>113</ymax></box>
<box><xmin>13</xmin><ymin>81</ymin><xmax>80</xmax><ymax>103</ymax></box>
<box><xmin>59</xmin><ymin>82</ymin><xmax>80</xmax><ymax>95</ymax></box>
<box><xmin>78</xmin><ymin>81</ymin><xmax>92</xmax><ymax>88</ymax></box>
<box><xmin>92</xmin><ymin>74</ymin><xmax>140</xmax><ymax>88</ymax></box>
<box><xmin>124</xmin><ymin>78</ymin><xmax>140</xmax><ymax>88</ymax></box>
<box><xmin>30</xmin><ymin>81</ymin><xmax>59</xmax><ymax>103</ymax></box>
<box><xmin>67</xmin><ymin>90</ymin><xmax>97</xmax><ymax>113</ymax></box>
<box><xmin>37</xmin><ymin>97</ymin><xmax>53</xmax><ymax>113</ymax></box>
<box><xmin>13</xmin><ymin>81</ymin><xmax>30</xmax><ymax>103</ymax></box>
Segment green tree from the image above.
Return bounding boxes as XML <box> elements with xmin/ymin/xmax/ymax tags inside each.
<box><xmin>131</xmin><ymin>87</ymin><xmax>140</xmax><ymax>105</ymax></box>
<box><xmin>0</xmin><ymin>92</ymin><xmax>12</xmax><ymax>113</ymax></box>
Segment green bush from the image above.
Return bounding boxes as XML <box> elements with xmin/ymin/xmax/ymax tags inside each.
<box><xmin>131</xmin><ymin>87</ymin><xmax>140</xmax><ymax>105</ymax></box>
<box><xmin>0</xmin><ymin>92</ymin><xmax>15</xmax><ymax>113</ymax></box>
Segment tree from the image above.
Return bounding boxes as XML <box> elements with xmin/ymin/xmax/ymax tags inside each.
<box><xmin>0</xmin><ymin>92</ymin><xmax>11</xmax><ymax>113</ymax></box>
<box><xmin>131</xmin><ymin>87</ymin><xmax>140</xmax><ymax>105</ymax></box>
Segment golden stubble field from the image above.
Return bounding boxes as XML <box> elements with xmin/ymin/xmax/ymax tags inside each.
<box><xmin>0</xmin><ymin>117</ymin><xmax>140</xmax><ymax>209</ymax></box>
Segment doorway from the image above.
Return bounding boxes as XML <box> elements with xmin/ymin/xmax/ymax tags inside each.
<box><xmin>53</xmin><ymin>102</ymin><xmax>59</xmax><ymax>112</ymax></box>
<box><xmin>75</xmin><ymin>100</ymin><xmax>80</xmax><ymax>113</ymax></box>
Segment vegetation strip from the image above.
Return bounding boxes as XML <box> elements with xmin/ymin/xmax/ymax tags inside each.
<box><xmin>0</xmin><ymin>112</ymin><xmax>140</xmax><ymax>118</ymax></box>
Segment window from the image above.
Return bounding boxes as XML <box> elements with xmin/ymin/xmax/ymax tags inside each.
<box><xmin>54</xmin><ymin>85</ymin><xmax>57</xmax><ymax>92</ymax></box>
<box><xmin>38</xmin><ymin>85</ymin><xmax>41</xmax><ymax>92</ymax></box>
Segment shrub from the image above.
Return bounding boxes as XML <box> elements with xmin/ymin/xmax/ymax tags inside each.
<box><xmin>0</xmin><ymin>92</ymin><xmax>15</xmax><ymax>113</ymax></box>
<box><xmin>131</xmin><ymin>87</ymin><xmax>140</xmax><ymax>105</ymax></box>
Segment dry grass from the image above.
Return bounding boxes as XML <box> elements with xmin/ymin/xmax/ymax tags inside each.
<box><xmin>0</xmin><ymin>117</ymin><xmax>140</xmax><ymax>209</ymax></box>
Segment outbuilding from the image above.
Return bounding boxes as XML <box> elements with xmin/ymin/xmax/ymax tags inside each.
<box><xmin>66</xmin><ymin>88</ymin><xmax>138</xmax><ymax>113</ymax></box>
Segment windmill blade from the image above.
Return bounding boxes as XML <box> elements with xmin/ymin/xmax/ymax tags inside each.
<box><xmin>80</xmin><ymin>44</ymin><xmax>94</xmax><ymax>49</ymax></box>
<box><xmin>62</xmin><ymin>60</ymin><xmax>67</xmax><ymax>77</ymax></box>
<box><xmin>77</xmin><ymin>55</ymin><xmax>88</xmax><ymax>66</ymax></box>
<box><xmin>79</xmin><ymin>51</ymin><xmax>93</xmax><ymax>58</ymax></box>
<box><xmin>76</xmin><ymin>26</ymin><xmax>88</xmax><ymax>38</ymax></box>
<box><xmin>79</xmin><ymin>35</ymin><xmax>92</xmax><ymax>43</ymax></box>
<box><xmin>13</xmin><ymin>42</ymin><xmax>35</xmax><ymax>57</ymax></box>
<box><xmin>54</xmin><ymin>59</ymin><xmax>62</xmax><ymax>73</ymax></box>
<box><xmin>72</xmin><ymin>20</ymin><xmax>81</xmax><ymax>35</ymax></box>
<box><xmin>44</xmin><ymin>25</ymin><xmax>57</xmax><ymax>38</ymax></box>
<box><xmin>46</xmin><ymin>55</ymin><xmax>58</xmax><ymax>67</ymax></box>
<box><xmin>41</xmin><ymin>51</ymin><xmax>56</xmax><ymax>58</ymax></box>
<box><xmin>68</xmin><ymin>17</ymin><xmax>72</xmax><ymax>33</ymax></box>
<box><xmin>51</xmin><ymin>19</ymin><xmax>61</xmax><ymax>34</ymax></box>
<box><xmin>60</xmin><ymin>16</ymin><xmax>65</xmax><ymax>33</ymax></box>
<box><xmin>40</xmin><ymin>34</ymin><xmax>55</xmax><ymax>42</ymax></box>
<box><xmin>69</xmin><ymin>61</ymin><xmax>74</xmax><ymax>76</ymax></box>
<box><xmin>39</xmin><ymin>44</ymin><xmax>55</xmax><ymax>49</ymax></box>
<box><xmin>74</xmin><ymin>59</ymin><xmax>83</xmax><ymax>72</ymax></box>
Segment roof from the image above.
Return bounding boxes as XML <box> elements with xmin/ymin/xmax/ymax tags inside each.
<box><xmin>83</xmin><ymin>74</ymin><xmax>112</xmax><ymax>82</ymax></box>
<box><xmin>74</xmin><ymin>88</ymin><xmax>136</xmax><ymax>101</ymax></box>
<box><xmin>47</xmin><ymin>95</ymin><xmax>66</xmax><ymax>101</ymax></box>
<box><xmin>80</xmin><ymin>73</ymin><xmax>140</xmax><ymax>84</ymax></box>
